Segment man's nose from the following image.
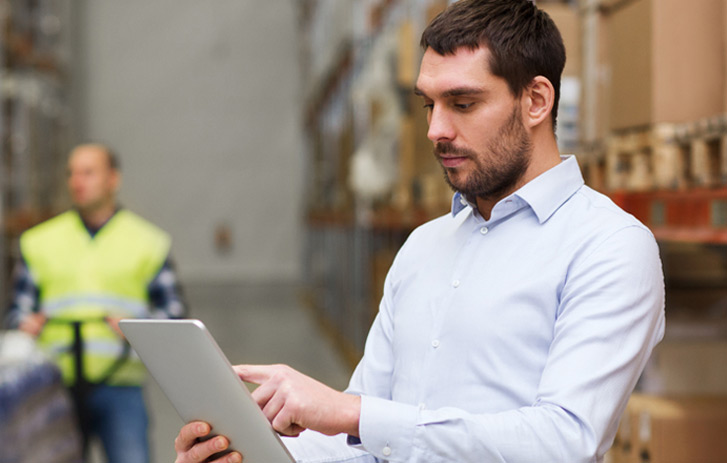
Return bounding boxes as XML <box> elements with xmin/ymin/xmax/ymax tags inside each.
<box><xmin>427</xmin><ymin>107</ymin><xmax>455</xmax><ymax>143</ymax></box>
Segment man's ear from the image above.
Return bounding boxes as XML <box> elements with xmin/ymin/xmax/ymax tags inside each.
<box><xmin>110</xmin><ymin>170</ymin><xmax>122</xmax><ymax>193</ymax></box>
<box><xmin>522</xmin><ymin>76</ymin><xmax>555</xmax><ymax>129</ymax></box>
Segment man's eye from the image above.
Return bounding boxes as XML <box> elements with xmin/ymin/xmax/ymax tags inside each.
<box><xmin>422</xmin><ymin>103</ymin><xmax>434</xmax><ymax>110</ymax></box>
<box><xmin>455</xmin><ymin>103</ymin><xmax>474</xmax><ymax>110</ymax></box>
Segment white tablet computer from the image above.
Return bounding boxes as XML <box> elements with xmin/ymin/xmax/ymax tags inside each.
<box><xmin>119</xmin><ymin>319</ymin><xmax>294</xmax><ymax>463</ymax></box>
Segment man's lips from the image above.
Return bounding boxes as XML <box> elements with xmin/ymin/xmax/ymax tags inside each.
<box><xmin>439</xmin><ymin>155</ymin><xmax>468</xmax><ymax>168</ymax></box>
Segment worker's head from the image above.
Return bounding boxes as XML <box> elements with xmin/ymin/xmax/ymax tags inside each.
<box><xmin>420</xmin><ymin>0</ymin><xmax>565</xmax><ymax>132</ymax></box>
<box><xmin>415</xmin><ymin>0</ymin><xmax>564</xmax><ymax>201</ymax></box>
<box><xmin>67</xmin><ymin>143</ymin><xmax>121</xmax><ymax>214</ymax></box>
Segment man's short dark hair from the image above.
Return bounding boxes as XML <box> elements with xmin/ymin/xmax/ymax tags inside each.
<box><xmin>76</xmin><ymin>143</ymin><xmax>120</xmax><ymax>171</ymax></box>
<box><xmin>105</xmin><ymin>147</ymin><xmax>120</xmax><ymax>171</ymax></box>
<box><xmin>421</xmin><ymin>0</ymin><xmax>566</xmax><ymax>132</ymax></box>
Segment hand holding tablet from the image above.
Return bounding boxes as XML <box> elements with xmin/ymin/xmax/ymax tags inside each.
<box><xmin>120</xmin><ymin>319</ymin><xmax>362</xmax><ymax>463</ymax></box>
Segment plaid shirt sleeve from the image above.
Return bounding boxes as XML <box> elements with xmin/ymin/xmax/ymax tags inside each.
<box><xmin>5</xmin><ymin>255</ymin><xmax>187</xmax><ymax>327</ymax></box>
<box><xmin>5</xmin><ymin>260</ymin><xmax>41</xmax><ymax>329</ymax></box>
<box><xmin>147</xmin><ymin>256</ymin><xmax>188</xmax><ymax>319</ymax></box>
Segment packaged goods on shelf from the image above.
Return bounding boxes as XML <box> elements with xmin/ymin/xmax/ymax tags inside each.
<box><xmin>0</xmin><ymin>331</ymin><xmax>82</xmax><ymax>463</ymax></box>
<box><xmin>348</xmin><ymin>26</ymin><xmax>401</xmax><ymax>206</ymax></box>
<box><xmin>610</xmin><ymin>393</ymin><xmax>727</xmax><ymax>463</ymax></box>
<box><xmin>604</xmin><ymin>115</ymin><xmax>727</xmax><ymax>192</ymax></box>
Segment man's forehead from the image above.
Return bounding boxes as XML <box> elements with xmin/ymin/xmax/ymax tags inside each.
<box><xmin>416</xmin><ymin>46</ymin><xmax>499</xmax><ymax>94</ymax></box>
<box><xmin>69</xmin><ymin>146</ymin><xmax>111</xmax><ymax>168</ymax></box>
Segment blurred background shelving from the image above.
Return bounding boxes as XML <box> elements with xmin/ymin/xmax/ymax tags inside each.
<box><xmin>299</xmin><ymin>0</ymin><xmax>586</xmax><ymax>362</ymax></box>
<box><xmin>1</xmin><ymin>2</ymin><xmax>77</xmax><ymax>460</ymax></box>
<box><xmin>0</xmin><ymin>0</ymin><xmax>73</xmax><ymax>301</ymax></box>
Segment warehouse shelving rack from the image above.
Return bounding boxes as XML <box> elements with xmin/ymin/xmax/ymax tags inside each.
<box><xmin>576</xmin><ymin>0</ymin><xmax>727</xmax><ymax>354</ymax></box>
<box><xmin>299</xmin><ymin>0</ymin><xmax>581</xmax><ymax>365</ymax></box>
<box><xmin>298</xmin><ymin>0</ymin><xmax>452</xmax><ymax>365</ymax></box>
<box><xmin>0</xmin><ymin>0</ymin><xmax>72</xmax><ymax>316</ymax></box>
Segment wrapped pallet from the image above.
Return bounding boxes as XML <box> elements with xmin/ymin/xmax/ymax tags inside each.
<box><xmin>0</xmin><ymin>331</ymin><xmax>82</xmax><ymax>463</ymax></box>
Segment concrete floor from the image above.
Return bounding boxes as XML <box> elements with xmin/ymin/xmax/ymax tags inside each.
<box><xmin>89</xmin><ymin>282</ymin><xmax>353</xmax><ymax>463</ymax></box>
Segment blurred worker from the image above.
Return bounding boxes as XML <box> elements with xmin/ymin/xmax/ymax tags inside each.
<box><xmin>175</xmin><ymin>1</ymin><xmax>665</xmax><ymax>462</ymax></box>
<box><xmin>6</xmin><ymin>143</ymin><xmax>186</xmax><ymax>463</ymax></box>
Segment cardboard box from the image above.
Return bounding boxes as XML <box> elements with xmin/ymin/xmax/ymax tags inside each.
<box><xmin>426</xmin><ymin>0</ymin><xmax>448</xmax><ymax>23</ymax></box>
<box><xmin>540</xmin><ymin>3</ymin><xmax>581</xmax><ymax>77</ymax></box>
<box><xmin>608</xmin><ymin>0</ymin><xmax>725</xmax><ymax>131</ymax></box>
<box><xmin>613</xmin><ymin>394</ymin><xmax>727</xmax><ymax>463</ymax></box>
<box><xmin>579</xmin><ymin>5</ymin><xmax>612</xmax><ymax>145</ymax></box>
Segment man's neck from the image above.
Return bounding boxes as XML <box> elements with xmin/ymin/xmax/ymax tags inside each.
<box><xmin>78</xmin><ymin>203</ymin><xmax>117</xmax><ymax>230</ymax></box>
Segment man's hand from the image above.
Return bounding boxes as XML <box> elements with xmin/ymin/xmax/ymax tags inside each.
<box><xmin>174</xmin><ymin>421</ymin><xmax>241</xmax><ymax>463</ymax></box>
<box><xmin>105</xmin><ymin>316</ymin><xmax>126</xmax><ymax>339</ymax></box>
<box><xmin>234</xmin><ymin>364</ymin><xmax>361</xmax><ymax>438</ymax></box>
<box><xmin>18</xmin><ymin>313</ymin><xmax>46</xmax><ymax>337</ymax></box>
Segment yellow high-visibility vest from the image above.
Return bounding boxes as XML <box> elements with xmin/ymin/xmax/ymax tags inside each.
<box><xmin>21</xmin><ymin>209</ymin><xmax>171</xmax><ymax>386</ymax></box>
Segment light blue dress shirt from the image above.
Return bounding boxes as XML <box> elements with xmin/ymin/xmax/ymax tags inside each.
<box><xmin>284</xmin><ymin>156</ymin><xmax>665</xmax><ymax>463</ymax></box>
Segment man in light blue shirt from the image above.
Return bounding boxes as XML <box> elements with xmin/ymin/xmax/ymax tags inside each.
<box><xmin>174</xmin><ymin>1</ymin><xmax>665</xmax><ymax>462</ymax></box>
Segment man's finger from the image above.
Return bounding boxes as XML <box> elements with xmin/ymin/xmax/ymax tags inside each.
<box><xmin>188</xmin><ymin>435</ymin><xmax>230</xmax><ymax>463</ymax></box>
<box><xmin>272</xmin><ymin>408</ymin><xmax>304</xmax><ymax>437</ymax></box>
<box><xmin>233</xmin><ymin>364</ymin><xmax>275</xmax><ymax>385</ymax></box>
<box><xmin>249</xmin><ymin>377</ymin><xmax>278</xmax><ymax>409</ymax></box>
<box><xmin>260</xmin><ymin>388</ymin><xmax>286</xmax><ymax>425</ymax></box>
<box><xmin>175</xmin><ymin>422</ymin><xmax>210</xmax><ymax>452</ymax></box>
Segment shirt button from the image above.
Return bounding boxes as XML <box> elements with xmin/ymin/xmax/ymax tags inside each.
<box><xmin>460</xmin><ymin>196</ymin><xmax>467</xmax><ymax>206</ymax></box>
<box><xmin>452</xmin><ymin>280</ymin><xmax>460</xmax><ymax>288</ymax></box>
<box><xmin>432</xmin><ymin>339</ymin><xmax>440</xmax><ymax>348</ymax></box>
<box><xmin>480</xmin><ymin>226</ymin><xmax>489</xmax><ymax>235</ymax></box>
<box><xmin>382</xmin><ymin>446</ymin><xmax>392</xmax><ymax>456</ymax></box>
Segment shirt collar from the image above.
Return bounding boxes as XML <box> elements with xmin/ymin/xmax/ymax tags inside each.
<box><xmin>450</xmin><ymin>155</ymin><xmax>585</xmax><ymax>223</ymax></box>
<box><xmin>73</xmin><ymin>206</ymin><xmax>122</xmax><ymax>238</ymax></box>
<box><xmin>451</xmin><ymin>192</ymin><xmax>471</xmax><ymax>217</ymax></box>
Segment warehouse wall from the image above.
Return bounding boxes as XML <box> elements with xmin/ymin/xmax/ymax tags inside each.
<box><xmin>73</xmin><ymin>1</ymin><xmax>304</xmax><ymax>283</ymax></box>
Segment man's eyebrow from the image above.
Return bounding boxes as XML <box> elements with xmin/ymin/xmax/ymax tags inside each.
<box><xmin>413</xmin><ymin>87</ymin><xmax>428</xmax><ymax>97</ymax></box>
<box><xmin>414</xmin><ymin>86</ymin><xmax>486</xmax><ymax>98</ymax></box>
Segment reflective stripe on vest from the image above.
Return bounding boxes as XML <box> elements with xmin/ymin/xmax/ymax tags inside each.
<box><xmin>21</xmin><ymin>209</ymin><xmax>171</xmax><ymax>386</ymax></box>
<box><xmin>42</xmin><ymin>295</ymin><xmax>149</xmax><ymax>318</ymax></box>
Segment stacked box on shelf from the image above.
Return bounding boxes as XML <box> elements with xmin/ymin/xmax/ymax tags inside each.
<box><xmin>578</xmin><ymin>1</ymin><xmax>611</xmax><ymax>190</ymax></box>
<box><xmin>607</xmin><ymin>0</ymin><xmax>724</xmax><ymax>132</ymax></box>
<box><xmin>609</xmin><ymin>393</ymin><xmax>727</xmax><ymax>463</ymax></box>
<box><xmin>602</xmin><ymin>0</ymin><xmax>724</xmax><ymax>191</ymax></box>
<box><xmin>604</xmin><ymin>115</ymin><xmax>727</xmax><ymax>194</ymax></box>
<box><xmin>540</xmin><ymin>3</ymin><xmax>581</xmax><ymax>154</ymax></box>
<box><xmin>580</xmin><ymin>0</ymin><xmax>727</xmax><ymax>193</ymax></box>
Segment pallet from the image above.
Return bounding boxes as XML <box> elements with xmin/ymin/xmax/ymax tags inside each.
<box><xmin>603</xmin><ymin>115</ymin><xmax>727</xmax><ymax>192</ymax></box>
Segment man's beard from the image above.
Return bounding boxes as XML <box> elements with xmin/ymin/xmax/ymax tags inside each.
<box><xmin>434</xmin><ymin>105</ymin><xmax>533</xmax><ymax>201</ymax></box>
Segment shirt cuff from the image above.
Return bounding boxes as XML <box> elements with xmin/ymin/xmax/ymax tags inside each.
<box><xmin>354</xmin><ymin>395</ymin><xmax>418</xmax><ymax>461</ymax></box>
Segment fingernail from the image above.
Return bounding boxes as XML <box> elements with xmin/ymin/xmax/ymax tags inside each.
<box><xmin>229</xmin><ymin>453</ymin><xmax>242</xmax><ymax>463</ymax></box>
<box><xmin>216</xmin><ymin>437</ymin><xmax>227</xmax><ymax>450</ymax></box>
<box><xmin>196</xmin><ymin>423</ymin><xmax>207</xmax><ymax>434</ymax></box>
